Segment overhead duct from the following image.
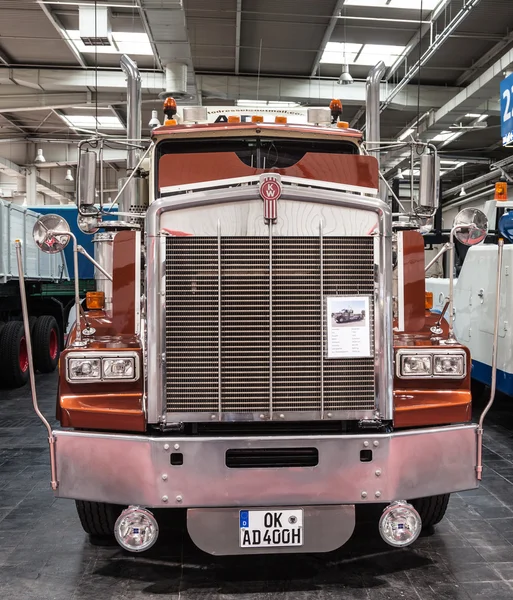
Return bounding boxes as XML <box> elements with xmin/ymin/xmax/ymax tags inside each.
<box><xmin>159</xmin><ymin>62</ymin><xmax>188</xmax><ymax>99</ymax></box>
<box><xmin>79</xmin><ymin>6</ymin><xmax>112</xmax><ymax>47</ymax></box>
<box><xmin>119</xmin><ymin>54</ymin><xmax>141</xmax><ymax>172</ymax></box>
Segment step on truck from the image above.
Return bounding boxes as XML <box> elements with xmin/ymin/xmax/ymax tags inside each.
<box><xmin>16</xmin><ymin>57</ymin><xmax>497</xmax><ymax>556</ymax></box>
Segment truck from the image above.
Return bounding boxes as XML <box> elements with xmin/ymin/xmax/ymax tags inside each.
<box><xmin>0</xmin><ymin>200</ymin><xmax>70</xmax><ymax>388</ymax></box>
<box><xmin>332</xmin><ymin>308</ymin><xmax>365</xmax><ymax>324</ymax></box>
<box><xmin>19</xmin><ymin>57</ymin><xmax>487</xmax><ymax>556</ymax></box>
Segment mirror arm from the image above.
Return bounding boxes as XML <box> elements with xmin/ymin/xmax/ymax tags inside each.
<box><xmin>425</xmin><ymin>241</ymin><xmax>451</xmax><ymax>273</ymax></box>
<box><xmin>77</xmin><ymin>245</ymin><xmax>113</xmax><ymax>281</ymax></box>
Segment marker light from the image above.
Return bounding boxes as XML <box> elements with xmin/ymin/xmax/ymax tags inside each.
<box><xmin>425</xmin><ymin>291</ymin><xmax>433</xmax><ymax>310</ymax></box>
<box><xmin>86</xmin><ymin>291</ymin><xmax>105</xmax><ymax>310</ymax></box>
<box><xmin>379</xmin><ymin>502</ymin><xmax>422</xmax><ymax>548</ymax></box>
<box><xmin>337</xmin><ymin>121</ymin><xmax>350</xmax><ymax>129</ymax></box>
<box><xmin>227</xmin><ymin>115</ymin><xmax>241</xmax><ymax>123</ymax></box>
<box><xmin>164</xmin><ymin>119</ymin><xmax>177</xmax><ymax>126</ymax></box>
<box><xmin>251</xmin><ymin>115</ymin><xmax>264</xmax><ymax>123</ymax></box>
<box><xmin>329</xmin><ymin>99</ymin><xmax>343</xmax><ymax>123</ymax></box>
<box><xmin>275</xmin><ymin>116</ymin><xmax>287</xmax><ymax>124</ymax></box>
<box><xmin>115</xmin><ymin>507</ymin><xmax>159</xmax><ymax>553</ymax></box>
<box><xmin>495</xmin><ymin>181</ymin><xmax>508</xmax><ymax>201</ymax></box>
<box><xmin>499</xmin><ymin>211</ymin><xmax>513</xmax><ymax>243</ymax></box>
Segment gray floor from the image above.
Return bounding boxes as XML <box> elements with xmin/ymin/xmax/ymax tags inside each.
<box><xmin>1</xmin><ymin>373</ymin><xmax>513</xmax><ymax>599</ymax></box>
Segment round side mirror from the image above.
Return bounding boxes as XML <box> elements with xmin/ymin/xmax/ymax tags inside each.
<box><xmin>33</xmin><ymin>214</ymin><xmax>71</xmax><ymax>254</ymax></box>
<box><xmin>453</xmin><ymin>207</ymin><xmax>488</xmax><ymax>246</ymax></box>
<box><xmin>77</xmin><ymin>213</ymin><xmax>100</xmax><ymax>235</ymax></box>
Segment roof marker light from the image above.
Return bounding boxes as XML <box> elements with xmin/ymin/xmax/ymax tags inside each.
<box><xmin>251</xmin><ymin>115</ymin><xmax>264</xmax><ymax>123</ymax></box>
<box><xmin>275</xmin><ymin>116</ymin><xmax>287</xmax><ymax>124</ymax></box>
<box><xmin>337</xmin><ymin>121</ymin><xmax>349</xmax><ymax>129</ymax></box>
<box><xmin>227</xmin><ymin>115</ymin><xmax>241</xmax><ymax>123</ymax></box>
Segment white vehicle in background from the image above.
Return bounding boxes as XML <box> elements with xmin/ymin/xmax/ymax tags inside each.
<box><xmin>427</xmin><ymin>198</ymin><xmax>513</xmax><ymax>396</ymax></box>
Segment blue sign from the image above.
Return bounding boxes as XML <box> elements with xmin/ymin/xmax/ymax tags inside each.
<box><xmin>501</xmin><ymin>72</ymin><xmax>513</xmax><ymax>146</ymax></box>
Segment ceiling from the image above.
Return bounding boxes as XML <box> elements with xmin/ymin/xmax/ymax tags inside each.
<box><xmin>0</xmin><ymin>0</ymin><xmax>512</xmax><ymax>193</ymax></box>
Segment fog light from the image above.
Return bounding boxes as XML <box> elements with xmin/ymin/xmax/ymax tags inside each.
<box><xmin>379</xmin><ymin>501</ymin><xmax>422</xmax><ymax>548</ymax></box>
<box><xmin>114</xmin><ymin>506</ymin><xmax>159</xmax><ymax>552</ymax></box>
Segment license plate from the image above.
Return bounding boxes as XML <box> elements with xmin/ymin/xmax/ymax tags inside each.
<box><xmin>239</xmin><ymin>509</ymin><xmax>303</xmax><ymax>548</ymax></box>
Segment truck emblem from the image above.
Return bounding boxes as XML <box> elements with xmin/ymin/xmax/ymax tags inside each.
<box><xmin>259</xmin><ymin>173</ymin><xmax>281</xmax><ymax>222</ymax></box>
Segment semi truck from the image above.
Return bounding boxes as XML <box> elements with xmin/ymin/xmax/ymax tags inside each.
<box><xmin>18</xmin><ymin>57</ymin><xmax>490</xmax><ymax>556</ymax></box>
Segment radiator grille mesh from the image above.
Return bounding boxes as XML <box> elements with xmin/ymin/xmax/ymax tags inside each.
<box><xmin>165</xmin><ymin>236</ymin><xmax>375</xmax><ymax>417</ymax></box>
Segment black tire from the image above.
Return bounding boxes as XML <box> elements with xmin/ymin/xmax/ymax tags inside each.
<box><xmin>33</xmin><ymin>315</ymin><xmax>59</xmax><ymax>373</ymax></box>
<box><xmin>411</xmin><ymin>494</ymin><xmax>450</xmax><ymax>528</ymax></box>
<box><xmin>75</xmin><ymin>500</ymin><xmax>123</xmax><ymax>537</ymax></box>
<box><xmin>29</xmin><ymin>316</ymin><xmax>37</xmax><ymax>336</ymax></box>
<box><xmin>0</xmin><ymin>321</ymin><xmax>29</xmax><ymax>388</ymax></box>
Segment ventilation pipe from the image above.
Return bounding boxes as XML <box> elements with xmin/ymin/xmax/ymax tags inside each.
<box><xmin>159</xmin><ymin>62</ymin><xmax>188</xmax><ymax>99</ymax></box>
<box><xmin>365</xmin><ymin>61</ymin><xmax>386</xmax><ymax>161</ymax></box>
<box><xmin>120</xmin><ymin>54</ymin><xmax>141</xmax><ymax>172</ymax></box>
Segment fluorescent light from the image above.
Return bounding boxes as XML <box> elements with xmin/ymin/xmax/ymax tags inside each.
<box><xmin>431</xmin><ymin>131</ymin><xmax>457</xmax><ymax>142</ymax></box>
<box><xmin>344</xmin><ymin>0</ymin><xmax>440</xmax><ymax>8</ymax></box>
<box><xmin>66</xmin><ymin>30</ymin><xmax>153</xmax><ymax>55</ymax></box>
<box><xmin>398</xmin><ymin>128</ymin><xmax>415</xmax><ymax>141</ymax></box>
<box><xmin>59</xmin><ymin>113</ymin><xmax>124</xmax><ymax>130</ymax></box>
<box><xmin>321</xmin><ymin>42</ymin><xmax>405</xmax><ymax>67</ymax></box>
<box><xmin>465</xmin><ymin>113</ymin><xmax>481</xmax><ymax>118</ymax></box>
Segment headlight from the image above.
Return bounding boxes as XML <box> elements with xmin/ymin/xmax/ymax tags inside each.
<box><xmin>397</xmin><ymin>350</ymin><xmax>466</xmax><ymax>379</ymax></box>
<box><xmin>66</xmin><ymin>352</ymin><xmax>139</xmax><ymax>383</ymax></box>
<box><xmin>102</xmin><ymin>357</ymin><xmax>136</xmax><ymax>379</ymax></box>
<box><xmin>68</xmin><ymin>358</ymin><xmax>101</xmax><ymax>381</ymax></box>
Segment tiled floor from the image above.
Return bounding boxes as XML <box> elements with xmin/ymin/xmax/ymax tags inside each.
<box><xmin>1</xmin><ymin>374</ymin><xmax>513</xmax><ymax>599</ymax></box>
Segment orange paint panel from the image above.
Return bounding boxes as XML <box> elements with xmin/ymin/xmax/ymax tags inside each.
<box><xmin>112</xmin><ymin>230</ymin><xmax>137</xmax><ymax>334</ymax></box>
<box><xmin>398</xmin><ymin>230</ymin><xmax>426</xmax><ymax>331</ymax></box>
<box><xmin>158</xmin><ymin>152</ymin><xmax>378</xmax><ymax>192</ymax></box>
<box><xmin>394</xmin><ymin>390</ymin><xmax>471</xmax><ymax>428</ymax></box>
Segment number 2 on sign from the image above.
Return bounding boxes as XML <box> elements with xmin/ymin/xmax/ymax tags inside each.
<box><xmin>503</xmin><ymin>86</ymin><xmax>513</xmax><ymax>122</ymax></box>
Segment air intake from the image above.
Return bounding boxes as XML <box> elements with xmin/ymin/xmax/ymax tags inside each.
<box><xmin>79</xmin><ymin>6</ymin><xmax>112</xmax><ymax>47</ymax></box>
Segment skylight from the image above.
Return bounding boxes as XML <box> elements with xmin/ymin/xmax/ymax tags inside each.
<box><xmin>431</xmin><ymin>131</ymin><xmax>457</xmax><ymax>143</ymax></box>
<box><xmin>66</xmin><ymin>31</ymin><xmax>153</xmax><ymax>55</ymax></box>
<box><xmin>321</xmin><ymin>42</ymin><xmax>406</xmax><ymax>67</ymax></box>
<box><xmin>344</xmin><ymin>0</ymin><xmax>440</xmax><ymax>9</ymax></box>
<box><xmin>59</xmin><ymin>113</ymin><xmax>124</xmax><ymax>130</ymax></box>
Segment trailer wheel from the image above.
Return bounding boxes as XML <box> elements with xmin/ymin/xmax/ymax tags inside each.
<box><xmin>410</xmin><ymin>494</ymin><xmax>450</xmax><ymax>528</ymax></box>
<box><xmin>0</xmin><ymin>321</ymin><xmax>29</xmax><ymax>388</ymax></box>
<box><xmin>33</xmin><ymin>315</ymin><xmax>59</xmax><ymax>373</ymax></box>
<box><xmin>75</xmin><ymin>500</ymin><xmax>123</xmax><ymax>538</ymax></box>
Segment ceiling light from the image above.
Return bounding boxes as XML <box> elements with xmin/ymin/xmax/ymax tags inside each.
<box><xmin>396</xmin><ymin>168</ymin><xmax>404</xmax><ymax>180</ymax></box>
<box><xmin>465</xmin><ymin>113</ymin><xmax>481</xmax><ymax>118</ymax></box>
<box><xmin>35</xmin><ymin>148</ymin><xmax>46</xmax><ymax>163</ymax></box>
<box><xmin>344</xmin><ymin>0</ymin><xmax>439</xmax><ymax>8</ymax></box>
<box><xmin>338</xmin><ymin>64</ymin><xmax>354</xmax><ymax>85</ymax></box>
<box><xmin>459</xmin><ymin>187</ymin><xmax>467</xmax><ymax>197</ymax></box>
<box><xmin>236</xmin><ymin>100</ymin><xmax>301</xmax><ymax>108</ymax></box>
<box><xmin>398</xmin><ymin>128</ymin><xmax>415</xmax><ymax>141</ymax></box>
<box><xmin>65</xmin><ymin>169</ymin><xmax>74</xmax><ymax>182</ymax></box>
<box><xmin>59</xmin><ymin>113</ymin><xmax>124</xmax><ymax>130</ymax></box>
<box><xmin>321</xmin><ymin>42</ymin><xmax>406</xmax><ymax>67</ymax></box>
<box><xmin>149</xmin><ymin>110</ymin><xmax>161</xmax><ymax>129</ymax></box>
<box><xmin>431</xmin><ymin>131</ymin><xmax>457</xmax><ymax>142</ymax></box>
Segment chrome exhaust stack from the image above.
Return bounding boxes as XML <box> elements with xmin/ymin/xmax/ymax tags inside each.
<box><xmin>379</xmin><ymin>501</ymin><xmax>422</xmax><ymax>547</ymax></box>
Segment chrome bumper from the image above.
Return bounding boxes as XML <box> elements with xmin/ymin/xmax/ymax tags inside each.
<box><xmin>53</xmin><ymin>424</ymin><xmax>478</xmax><ymax>507</ymax></box>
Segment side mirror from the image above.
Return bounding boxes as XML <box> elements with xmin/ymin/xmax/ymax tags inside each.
<box><xmin>32</xmin><ymin>214</ymin><xmax>70</xmax><ymax>254</ymax></box>
<box><xmin>453</xmin><ymin>207</ymin><xmax>488</xmax><ymax>246</ymax></box>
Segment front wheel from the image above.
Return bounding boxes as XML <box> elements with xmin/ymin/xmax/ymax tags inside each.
<box><xmin>410</xmin><ymin>494</ymin><xmax>450</xmax><ymax>528</ymax></box>
<box><xmin>75</xmin><ymin>500</ymin><xmax>123</xmax><ymax>538</ymax></box>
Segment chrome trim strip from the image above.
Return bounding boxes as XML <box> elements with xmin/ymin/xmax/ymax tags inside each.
<box><xmin>268</xmin><ymin>221</ymin><xmax>273</xmax><ymax>420</ymax></box>
<box><xmin>146</xmin><ymin>177</ymin><xmax>392</xmax><ymax>424</ymax></box>
<box><xmin>319</xmin><ymin>220</ymin><xmax>325</xmax><ymax>419</ymax></box>
<box><xmin>217</xmin><ymin>220</ymin><xmax>222</xmax><ymax>420</ymax></box>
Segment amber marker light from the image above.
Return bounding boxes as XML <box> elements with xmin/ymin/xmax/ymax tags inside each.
<box><xmin>86</xmin><ymin>291</ymin><xmax>105</xmax><ymax>310</ymax></box>
<box><xmin>227</xmin><ymin>115</ymin><xmax>241</xmax><ymax>123</ymax></box>
<box><xmin>251</xmin><ymin>115</ymin><xmax>264</xmax><ymax>123</ymax></box>
<box><xmin>275</xmin><ymin>116</ymin><xmax>287</xmax><ymax>124</ymax></box>
<box><xmin>495</xmin><ymin>181</ymin><xmax>508</xmax><ymax>201</ymax></box>
<box><xmin>425</xmin><ymin>291</ymin><xmax>434</xmax><ymax>311</ymax></box>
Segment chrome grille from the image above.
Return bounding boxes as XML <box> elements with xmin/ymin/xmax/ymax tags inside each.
<box><xmin>165</xmin><ymin>236</ymin><xmax>375</xmax><ymax>418</ymax></box>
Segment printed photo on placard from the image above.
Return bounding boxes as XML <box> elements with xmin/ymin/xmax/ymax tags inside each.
<box><xmin>326</xmin><ymin>296</ymin><xmax>371</xmax><ymax>358</ymax></box>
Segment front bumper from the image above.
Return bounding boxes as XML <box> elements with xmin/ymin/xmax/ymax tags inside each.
<box><xmin>53</xmin><ymin>424</ymin><xmax>478</xmax><ymax>507</ymax></box>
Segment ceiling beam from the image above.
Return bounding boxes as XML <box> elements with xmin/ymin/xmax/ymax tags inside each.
<box><xmin>36</xmin><ymin>1</ymin><xmax>88</xmax><ymax>68</ymax></box>
<box><xmin>310</xmin><ymin>0</ymin><xmax>346</xmax><ymax>78</ymax></box>
<box><xmin>455</xmin><ymin>30</ymin><xmax>513</xmax><ymax>87</ymax></box>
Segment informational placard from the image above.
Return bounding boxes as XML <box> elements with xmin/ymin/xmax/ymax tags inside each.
<box><xmin>326</xmin><ymin>296</ymin><xmax>371</xmax><ymax>359</ymax></box>
<box><xmin>501</xmin><ymin>72</ymin><xmax>513</xmax><ymax>146</ymax></box>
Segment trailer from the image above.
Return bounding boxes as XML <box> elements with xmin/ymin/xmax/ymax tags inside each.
<box><xmin>0</xmin><ymin>200</ymin><xmax>70</xmax><ymax>388</ymax></box>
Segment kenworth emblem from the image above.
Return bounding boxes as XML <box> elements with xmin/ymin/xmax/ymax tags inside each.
<box><xmin>259</xmin><ymin>173</ymin><xmax>282</xmax><ymax>222</ymax></box>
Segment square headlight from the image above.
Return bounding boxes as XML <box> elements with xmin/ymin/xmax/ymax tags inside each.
<box><xmin>400</xmin><ymin>354</ymin><xmax>432</xmax><ymax>377</ymax></box>
<box><xmin>434</xmin><ymin>354</ymin><xmax>465</xmax><ymax>378</ymax></box>
<box><xmin>68</xmin><ymin>358</ymin><xmax>101</xmax><ymax>381</ymax></box>
<box><xmin>102</xmin><ymin>357</ymin><xmax>136</xmax><ymax>380</ymax></box>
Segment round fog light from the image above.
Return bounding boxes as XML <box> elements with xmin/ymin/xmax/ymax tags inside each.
<box><xmin>379</xmin><ymin>501</ymin><xmax>422</xmax><ymax>548</ymax></box>
<box><xmin>114</xmin><ymin>506</ymin><xmax>159</xmax><ymax>552</ymax></box>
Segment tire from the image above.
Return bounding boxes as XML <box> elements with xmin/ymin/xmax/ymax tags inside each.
<box><xmin>29</xmin><ymin>316</ymin><xmax>37</xmax><ymax>336</ymax></box>
<box><xmin>410</xmin><ymin>494</ymin><xmax>450</xmax><ymax>528</ymax></box>
<box><xmin>0</xmin><ymin>321</ymin><xmax>29</xmax><ymax>388</ymax></box>
<box><xmin>75</xmin><ymin>500</ymin><xmax>123</xmax><ymax>537</ymax></box>
<box><xmin>33</xmin><ymin>315</ymin><xmax>59</xmax><ymax>373</ymax></box>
